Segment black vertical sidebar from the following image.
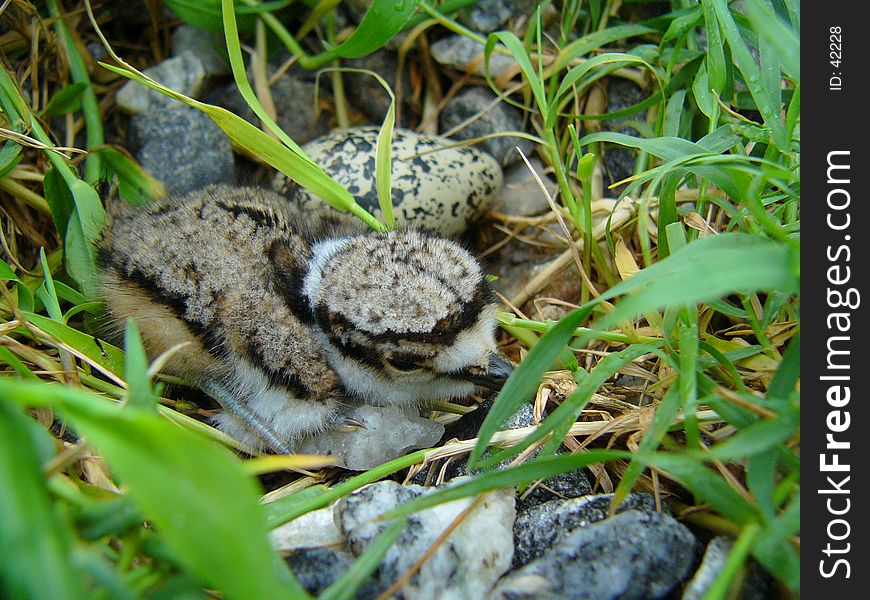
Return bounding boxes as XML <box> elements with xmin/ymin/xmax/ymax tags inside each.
<box><xmin>803</xmin><ymin>2</ymin><xmax>869</xmax><ymax>598</ymax></box>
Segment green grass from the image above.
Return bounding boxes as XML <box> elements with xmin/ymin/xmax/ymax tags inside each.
<box><xmin>0</xmin><ymin>0</ymin><xmax>799</xmax><ymax>598</ymax></box>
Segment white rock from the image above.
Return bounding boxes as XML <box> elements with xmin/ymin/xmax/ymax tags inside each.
<box><xmin>116</xmin><ymin>51</ymin><xmax>205</xmax><ymax>114</ymax></box>
<box><xmin>295</xmin><ymin>406</ymin><xmax>444</xmax><ymax>471</ymax></box>
<box><xmin>430</xmin><ymin>35</ymin><xmax>517</xmax><ymax>78</ymax></box>
<box><xmin>274</xmin><ymin>127</ymin><xmax>503</xmax><ymax>237</ymax></box>
<box><xmin>336</xmin><ymin>480</ymin><xmax>515</xmax><ymax>600</ymax></box>
<box><xmin>269</xmin><ymin>504</ymin><xmax>343</xmax><ymax>551</ymax></box>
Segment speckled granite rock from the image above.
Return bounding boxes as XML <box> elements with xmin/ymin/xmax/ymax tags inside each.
<box><xmin>492</xmin><ymin>510</ymin><xmax>698</xmax><ymax>600</ymax></box>
<box><xmin>336</xmin><ymin>480</ymin><xmax>515</xmax><ymax>599</ymax></box>
<box><xmin>512</xmin><ymin>492</ymin><xmax>663</xmax><ymax>567</ymax></box>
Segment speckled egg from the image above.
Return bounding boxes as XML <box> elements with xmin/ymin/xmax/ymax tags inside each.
<box><xmin>273</xmin><ymin>127</ymin><xmax>503</xmax><ymax>237</ymax></box>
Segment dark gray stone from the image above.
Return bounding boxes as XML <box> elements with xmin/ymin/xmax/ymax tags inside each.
<box><xmin>171</xmin><ymin>25</ymin><xmax>230</xmax><ymax>78</ymax></box>
<box><xmin>129</xmin><ymin>106</ymin><xmax>235</xmax><ymax>196</ymax></box>
<box><xmin>517</xmin><ymin>467</ymin><xmax>593</xmax><ymax>510</ymax></box>
<box><xmin>440</xmin><ymin>86</ymin><xmax>533</xmax><ymax>167</ymax></box>
<box><xmin>284</xmin><ymin>547</ymin><xmax>378</xmax><ymax>599</ymax></box>
<box><xmin>494</xmin><ymin>156</ymin><xmax>556</xmax><ymax>216</ymax></box>
<box><xmin>460</xmin><ymin>0</ymin><xmax>537</xmax><ymax>33</ymax></box>
<box><xmin>206</xmin><ymin>74</ymin><xmax>330</xmax><ymax>145</ymax></box>
<box><xmin>602</xmin><ymin>79</ymin><xmax>647</xmax><ymax>191</ymax></box>
<box><xmin>513</xmin><ymin>492</ymin><xmax>662</xmax><ymax>567</ymax></box>
<box><xmin>493</xmin><ymin>510</ymin><xmax>698</xmax><ymax>600</ymax></box>
<box><xmin>343</xmin><ymin>51</ymin><xmax>416</xmax><ymax>126</ymax></box>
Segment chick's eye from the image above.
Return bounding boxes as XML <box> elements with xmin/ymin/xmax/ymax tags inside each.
<box><xmin>385</xmin><ymin>355</ymin><xmax>421</xmax><ymax>372</ymax></box>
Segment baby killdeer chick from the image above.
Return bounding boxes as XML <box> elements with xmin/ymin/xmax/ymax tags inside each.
<box><xmin>98</xmin><ymin>184</ymin><xmax>512</xmax><ymax>453</ymax></box>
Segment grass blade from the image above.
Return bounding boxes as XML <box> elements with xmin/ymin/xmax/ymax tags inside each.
<box><xmin>0</xmin><ymin>401</ymin><xmax>86</xmax><ymax>600</ymax></box>
<box><xmin>0</xmin><ymin>379</ymin><xmax>308</xmax><ymax>599</ymax></box>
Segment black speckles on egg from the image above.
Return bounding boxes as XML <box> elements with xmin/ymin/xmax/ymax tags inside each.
<box><xmin>274</xmin><ymin>127</ymin><xmax>503</xmax><ymax>237</ymax></box>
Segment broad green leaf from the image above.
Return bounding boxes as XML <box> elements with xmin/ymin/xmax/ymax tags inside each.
<box><xmin>0</xmin><ymin>379</ymin><xmax>307</xmax><ymax>599</ymax></box>
<box><xmin>485</xmin><ymin>31</ymin><xmax>548</xmax><ymax>122</ymax></box>
<box><xmin>329</xmin><ymin>0</ymin><xmax>422</xmax><ymax>59</ymax></box>
<box><xmin>124</xmin><ymin>320</ymin><xmax>155</xmax><ymax>409</ymax></box>
<box><xmin>752</xmin><ymin>495</ymin><xmax>800</xmax><ymax>589</ymax></box>
<box><xmin>163</xmin><ymin>0</ymin><xmax>290</xmax><ymax>32</ymax></box>
<box><xmin>0</xmin><ymin>257</ymin><xmax>17</xmax><ymax>280</ymax></box>
<box><xmin>549</xmin><ymin>53</ymin><xmax>658</xmax><ymax>129</ymax></box>
<box><xmin>710</xmin><ymin>0</ymin><xmax>787</xmax><ymax>150</ymax></box>
<box><xmin>747</xmin><ymin>450</ymin><xmax>778</xmax><ymax>522</ymax></box>
<box><xmin>552</xmin><ymin>24</ymin><xmax>656</xmax><ymax>72</ymax></box>
<box><xmin>39</xmin><ymin>82</ymin><xmax>88</xmax><ymax>117</ymax></box>
<box><xmin>37</xmin><ymin>248</ymin><xmax>63</xmax><ymax>321</ymax></box>
<box><xmin>743</xmin><ymin>0</ymin><xmax>799</xmax><ymax>84</ymax></box>
<box><xmin>22</xmin><ymin>311</ymin><xmax>126</xmax><ymax>377</ymax></box>
<box><xmin>0</xmin><ymin>139</ymin><xmax>22</xmax><ymax>179</ymax></box>
<box><xmin>703</xmin><ymin>413</ymin><xmax>797</xmax><ymax>461</ymax></box>
<box><xmin>43</xmin><ymin>166</ymin><xmax>74</xmax><ymax>239</ymax></box>
<box><xmin>640</xmin><ymin>452</ymin><xmax>759</xmax><ymax>525</ymax></box>
<box><xmin>767</xmin><ymin>332</ymin><xmax>800</xmax><ymax>402</ymax></box>
<box><xmin>577</xmin><ymin>130</ymin><xmax>746</xmax><ymax>200</ymax></box>
<box><xmin>96</xmin><ymin>147</ymin><xmax>165</xmax><ymax>205</ymax></box>
<box><xmin>701</xmin><ymin>0</ymin><xmax>728</xmax><ymax>96</ymax></box>
<box><xmin>594</xmin><ymin>233</ymin><xmax>798</xmax><ymax>332</ymax></box>
<box><xmin>0</xmin><ymin>401</ymin><xmax>86</xmax><ymax>600</ymax></box>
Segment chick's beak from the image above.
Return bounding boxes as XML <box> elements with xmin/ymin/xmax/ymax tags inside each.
<box><xmin>462</xmin><ymin>353</ymin><xmax>514</xmax><ymax>391</ymax></box>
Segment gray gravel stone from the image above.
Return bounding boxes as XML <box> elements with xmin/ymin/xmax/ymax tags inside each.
<box><xmin>337</xmin><ymin>480</ymin><xmax>515</xmax><ymax>599</ymax></box>
<box><xmin>460</xmin><ymin>0</ymin><xmax>537</xmax><ymax>32</ymax></box>
<box><xmin>284</xmin><ymin>547</ymin><xmax>379</xmax><ymax>598</ymax></box>
<box><xmin>295</xmin><ymin>406</ymin><xmax>444</xmax><ymax>471</ymax></box>
<box><xmin>492</xmin><ymin>510</ymin><xmax>698</xmax><ymax>600</ymax></box>
<box><xmin>343</xmin><ymin>50</ymin><xmax>415</xmax><ymax>126</ymax></box>
<box><xmin>171</xmin><ymin>25</ymin><xmax>230</xmax><ymax>78</ymax></box>
<box><xmin>513</xmin><ymin>492</ymin><xmax>662</xmax><ymax>567</ymax></box>
<box><xmin>516</xmin><ymin>467</ymin><xmax>593</xmax><ymax>511</ymax></box>
<box><xmin>430</xmin><ymin>35</ymin><xmax>516</xmax><ymax>78</ymax></box>
<box><xmin>602</xmin><ymin>79</ymin><xmax>647</xmax><ymax>191</ymax></box>
<box><xmin>493</xmin><ymin>156</ymin><xmax>556</xmax><ymax>216</ymax></box>
<box><xmin>129</xmin><ymin>106</ymin><xmax>235</xmax><ymax>196</ymax></box>
<box><xmin>440</xmin><ymin>86</ymin><xmax>533</xmax><ymax>166</ymax></box>
<box><xmin>207</xmin><ymin>74</ymin><xmax>330</xmax><ymax>145</ymax></box>
<box><xmin>116</xmin><ymin>52</ymin><xmax>206</xmax><ymax>114</ymax></box>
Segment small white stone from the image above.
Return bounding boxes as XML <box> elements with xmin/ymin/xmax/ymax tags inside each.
<box><xmin>337</xmin><ymin>480</ymin><xmax>515</xmax><ymax>599</ymax></box>
<box><xmin>430</xmin><ymin>35</ymin><xmax>517</xmax><ymax>78</ymax></box>
<box><xmin>116</xmin><ymin>51</ymin><xmax>206</xmax><ymax>114</ymax></box>
<box><xmin>269</xmin><ymin>504</ymin><xmax>343</xmax><ymax>551</ymax></box>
